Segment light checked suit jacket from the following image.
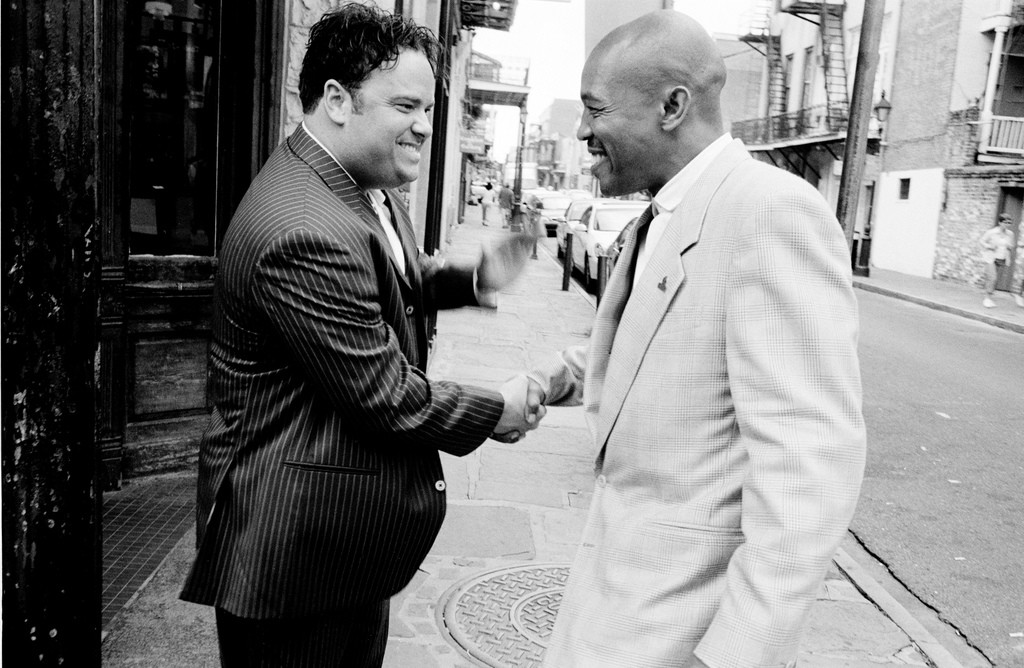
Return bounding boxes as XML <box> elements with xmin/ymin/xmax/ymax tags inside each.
<box><xmin>533</xmin><ymin>140</ymin><xmax>867</xmax><ymax>668</ymax></box>
<box><xmin>180</xmin><ymin>126</ymin><xmax>504</xmax><ymax>618</ymax></box>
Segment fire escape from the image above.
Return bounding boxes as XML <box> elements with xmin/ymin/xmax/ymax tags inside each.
<box><xmin>735</xmin><ymin>0</ymin><xmax>854</xmax><ymax>179</ymax></box>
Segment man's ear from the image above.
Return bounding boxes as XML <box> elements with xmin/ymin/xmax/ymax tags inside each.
<box><xmin>660</xmin><ymin>86</ymin><xmax>691</xmax><ymax>131</ymax></box>
<box><xmin>322</xmin><ymin>79</ymin><xmax>354</xmax><ymax>126</ymax></box>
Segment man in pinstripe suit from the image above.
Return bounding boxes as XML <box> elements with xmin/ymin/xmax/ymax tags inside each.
<box><xmin>522</xmin><ymin>11</ymin><xmax>867</xmax><ymax>668</ymax></box>
<box><xmin>180</xmin><ymin>5</ymin><xmax>543</xmax><ymax>666</ymax></box>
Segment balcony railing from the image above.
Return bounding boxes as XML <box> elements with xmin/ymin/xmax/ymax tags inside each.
<box><xmin>987</xmin><ymin>115</ymin><xmax>1024</xmax><ymax>155</ymax></box>
<box><xmin>468</xmin><ymin>62</ymin><xmax>529</xmax><ymax>87</ymax></box>
<box><xmin>731</xmin><ymin>104</ymin><xmax>848</xmax><ymax>146</ymax></box>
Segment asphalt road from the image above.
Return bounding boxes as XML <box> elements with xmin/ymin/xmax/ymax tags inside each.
<box><xmin>541</xmin><ymin>237</ymin><xmax>1023</xmax><ymax>665</ymax></box>
<box><xmin>855</xmin><ymin>290</ymin><xmax>1024</xmax><ymax>668</ymax></box>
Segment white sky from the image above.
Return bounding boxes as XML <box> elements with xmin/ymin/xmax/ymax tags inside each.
<box><xmin>471</xmin><ymin>0</ymin><xmax>756</xmax><ymax>160</ymax></box>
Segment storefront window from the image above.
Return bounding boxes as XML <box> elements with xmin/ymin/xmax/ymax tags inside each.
<box><xmin>129</xmin><ymin>1</ymin><xmax>219</xmax><ymax>255</ymax></box>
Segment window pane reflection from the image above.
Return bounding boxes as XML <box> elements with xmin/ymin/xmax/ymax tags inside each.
<box><xmin>130</xmin><ymin>1</ymin><xmax>218</xmax><ymax>255</ymax></box>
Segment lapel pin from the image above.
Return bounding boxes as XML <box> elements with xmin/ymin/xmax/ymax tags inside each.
<box><xmin>657</xmin><ymin>277</ymin><xmax>667</xmax><ymax>291</ymax></box>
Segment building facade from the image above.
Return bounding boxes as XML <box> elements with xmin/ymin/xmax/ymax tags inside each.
<box><xmin>731</xmin><ymin>0</ymin><xmax>898</xmax><ymax>271</ymax></box>
<box><xmin>876</xmin><ymin>0</ymin><xmax>1023</xmax><ymax>288</ymax></box>
<box><xmin>730</xmin><ymin>0</ymin><xmax>1023</xmax><ymax>288</ymax></box>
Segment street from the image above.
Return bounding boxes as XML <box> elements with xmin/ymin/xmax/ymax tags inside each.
<box><xmin>540</xmin><ymin>235</ymin><xmax>1024</xmax><ymax>666</ymax></box>
<box><xmin>856</xmin><ymin>290</ymin><xmax>1024</xmax><ymax>668</ymax></box>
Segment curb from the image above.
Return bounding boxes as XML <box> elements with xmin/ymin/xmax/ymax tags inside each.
<box><xmin>853</xmin><ymin>280</ymin><xmax>1024</xmax><ymax>335</ymax></box>
<box><xmin>834</xmin><ymin>547</ymin><xmax>966</xmax><ymax>668</ymax></box>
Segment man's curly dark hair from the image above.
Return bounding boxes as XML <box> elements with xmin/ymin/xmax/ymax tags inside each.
<box><xmin>299</xmin><ymin>3</ymin><xmax>442</xmax><ymax>114</ymax></box>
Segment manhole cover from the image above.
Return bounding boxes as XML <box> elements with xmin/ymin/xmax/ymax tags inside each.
<box><xmin>437</xmin><ymin>563</ymin><xmax>570</xmax><ymax>668</ymax></box>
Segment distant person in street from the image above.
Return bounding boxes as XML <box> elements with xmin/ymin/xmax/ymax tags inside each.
<box><xmin>511</xmin><ymin>10</ymin><xmax>866</xmax><ymax>667</ymax></box>
<box><xmin>481</xmin><ymin>181</ymin><xmax>498</xmax><ymax>226</ymax></box>
<box><xmin>498</xmin><ymin>181</ymin><xmax>515</xmax><ymax>228</ymax></box>
<box><xmin>178</xmin><ymin>5</ymin><xmax>544</xmax><ymax>667</ymax></box>
<box><xmin>980</xmin><ymin>213</ymin><xmax>1016</xmax><ymax>308</ymax></box>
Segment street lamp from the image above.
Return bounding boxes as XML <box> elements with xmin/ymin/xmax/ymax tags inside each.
<box><xmin>873</xmin><ymin>91</ymin><xmax>892</xmax><ymax>130</ymax></box>
<box><xmin>854</xmin><ymin>91</ymin><xmax>892</xmax><ymax>280</ymax></box>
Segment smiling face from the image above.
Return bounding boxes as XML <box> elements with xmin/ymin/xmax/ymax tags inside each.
<box><xmin>340</xmin><ymin>48</ymin><xmax>435</xmax><ymax>189</ymax></box>
<box><xmin>577</xmin><ymin>11</ymin><xmax>728</xmax><ymax>198</ymax></box>
<box><xmin>578</xmin><ymin>50</ymin><xmax>664</xmax><ymax>197</ymax></box>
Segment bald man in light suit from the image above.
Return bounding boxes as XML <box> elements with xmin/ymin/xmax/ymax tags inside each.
<box><xmin>523</xmin><ymin>11</ymin><xmax>866</xmax><ymax>668</ymax></box>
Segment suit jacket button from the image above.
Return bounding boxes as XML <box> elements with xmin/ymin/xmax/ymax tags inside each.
<box><xmin>434</xmin><ymin>480</ymin><xmax>446</xmax><ymax>491</ymax></box>
<box><xmin>405</xmin><ymin>305</ymin><xmax>414</xmax><ymax>315</ymax></box>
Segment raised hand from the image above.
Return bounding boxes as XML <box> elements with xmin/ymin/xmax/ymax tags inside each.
<box><xmin>476</xmin><ymin>220</ymin><xmax>543</xmax><ymax>293</ymax></box>
<box><xmin>492</xmin><ymin>374</ymin><xmax>547</xmax><ymax>443</ymax></box>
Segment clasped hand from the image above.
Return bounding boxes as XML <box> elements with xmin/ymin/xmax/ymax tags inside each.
<box><xmin>492</xmin><ymin>374</ymin><xmax>546</xmax><ymax>443</ymax></box>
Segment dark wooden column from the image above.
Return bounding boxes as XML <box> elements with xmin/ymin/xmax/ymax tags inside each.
<box><xmin>423</xmin><ymin>0</ymin><xmax>456</xmax><ymax>347</ymax></box>
<box><xmin>96</xmin><ymin>0</ymin><xmax>129</xmax><ymax>490</ymax></box>
<box><xmin>2</xmin><ymin>0</ymin><xmax>102</xmax><ymax>664</ymax></box>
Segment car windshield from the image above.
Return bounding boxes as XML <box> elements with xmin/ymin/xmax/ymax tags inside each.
<box><xmin>595</xmin><ymin>206</ymin><xmax>646</xmax><ymax>232</ymax></box>
<box><xmin>540</xmin><ymin>197</ymin><xmax>572</xmax><ymax>211</ymax></box>
<box><xmin>566</xmin><ymin>201</ymin><xmax>595</xmax><ymax>221</ymax></box>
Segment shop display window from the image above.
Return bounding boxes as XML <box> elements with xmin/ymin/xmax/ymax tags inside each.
<box><xmin>128</xmin><ymin>1</ymin><xmax>219</xmax><ymax>255</ymax></box>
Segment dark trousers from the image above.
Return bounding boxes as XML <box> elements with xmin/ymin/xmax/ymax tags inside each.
<box><xmin>215</xmin><ymin>599</ymin><xmax>389</xmax><ymax>667</ymax></box>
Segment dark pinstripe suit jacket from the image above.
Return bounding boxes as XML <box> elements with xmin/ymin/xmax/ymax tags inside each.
<box><xmin>180</xmin><ymin>126</ymin><xmax>504</xmax><ymax>618</ymax></box>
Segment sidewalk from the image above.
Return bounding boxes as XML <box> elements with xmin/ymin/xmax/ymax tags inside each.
<box><xmin>852</xmin><ymin>268</ymin><xmax>1024</xmax><ymax>335</ymax></box>
<box><xmin>101</xmin><ymin>204</ymin><xmax>1005</xmax><ymax>668</ymax></box>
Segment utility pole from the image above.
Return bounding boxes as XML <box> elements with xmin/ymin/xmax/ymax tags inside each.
<box><xmin>836</xmin><ymin>0</ymin><xmax>885</xmax><ymax>257</ymax></box>
<box><xmin>511</xmin><ymin>101</ymin><xmax>528</xmax><ymax>232</ymax></box>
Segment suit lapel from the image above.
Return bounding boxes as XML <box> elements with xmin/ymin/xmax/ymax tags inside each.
<box><xmin>288</xmin><ymin>126</ymin><xmax>412</xmax><ymax>290</ymax></box>
<box><xmin>593</xmin><ymin>141</ymin><xmax>751</xmax><ymax>450</ymax></box>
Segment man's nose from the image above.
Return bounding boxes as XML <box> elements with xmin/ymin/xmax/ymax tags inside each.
<box><xmin>413</xmin><ymin>111</ymin><xmax>432</xmax><ymax>139</ymax></box>
<box><xmin>576</xmin><ymin>117</ymin><xmax>591</xmax><ymax>141</ymax></box>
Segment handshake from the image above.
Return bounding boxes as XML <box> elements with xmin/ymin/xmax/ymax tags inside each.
<box><xmin>491</xmin><ymin>374</ymin><xmax>547</xmax><ymax>443</ymax></box>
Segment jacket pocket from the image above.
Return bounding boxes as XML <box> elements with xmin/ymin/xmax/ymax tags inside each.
<box><xmin>646</xmin><ymin>518</ymin><xmax>743</xmax><ymax>537</ymax></box>
<box><xmin>282</xmin><ymin>460</ymin><xmax>380</xmax><ymax>475</ymax></box>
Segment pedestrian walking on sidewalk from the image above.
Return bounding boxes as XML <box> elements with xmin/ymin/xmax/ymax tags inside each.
<box><xmin>178</xmin><ymin>6</ymin><xmax>544</xmax><ymax>667</ymax></box>
<box><xmin>481</xmin><ymin>182</ymin><xmax>498</xmax><ymax>225</ymax></box>
<box><xmin>498</xmin><ymin>182</ymin><xmax>515</xmax><ymax>228</ymax></box>
<box><xmin>517</xmin><ymin>10</ymin><xmax>865</xmax><ymax>668</ymax></box>
<box><xmin>980</xmin><ymin>213</ymin><xmax>1015</xmax><ymax>308</ymax></box>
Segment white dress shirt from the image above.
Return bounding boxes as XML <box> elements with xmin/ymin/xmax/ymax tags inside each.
<box><xmin>635</xmin><ymin>133</ymin><xmax>734</xmax><ymax>280</ymax></box>
<box><xmin>367</xmin><ymin>188</ymin><xmax>406</xmax><ymax>275</ymax></box>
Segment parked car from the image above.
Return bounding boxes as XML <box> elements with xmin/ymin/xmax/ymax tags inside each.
<box><xmin>570</xmin><ymin>200</ymin><xmax>649</xmax><ymax>289</ymax></box>
<box><xmin>563</xmin><ymin>189</ymin><xmax>594</xmax><ymax>201</ymax></box>
<box><xmin>556</xmin><ymin>197</ymin><xmax>608</xmax><ymax>258</ymax></box>
<box><xmin>524</xmin><ymin>191</ymin><xmax>573</xmax><ymax>237</ymax></box>
<box><xmin>607</xmin><ymin>217</ymin><xmax>636</xmax><ymax>264</ymax></box>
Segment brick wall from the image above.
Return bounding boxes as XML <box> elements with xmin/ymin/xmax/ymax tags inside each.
<box><xmin>945</xmin><ymin>106</ymin><xmax>980</xmax><ymax>168</ymax></box>
<box><xmin>884</xmin><ymin>0</ymin><xmax>962</xmax><ymax>172</ymax></box>
<box><xmin>935</xmin><ymin>167</ymin><xmax>1024</xmax><ymax>287</ymax></box>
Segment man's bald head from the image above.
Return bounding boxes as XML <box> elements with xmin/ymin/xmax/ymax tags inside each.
<box><xmin>577</xmin><ymin>11</ymin><xmax>728</xmax><ymax>195</ymax></box>
<box><xmin>586</xmin><ymin>10</ymin><xmax>726</xmax><ymax>120</ymax></box>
